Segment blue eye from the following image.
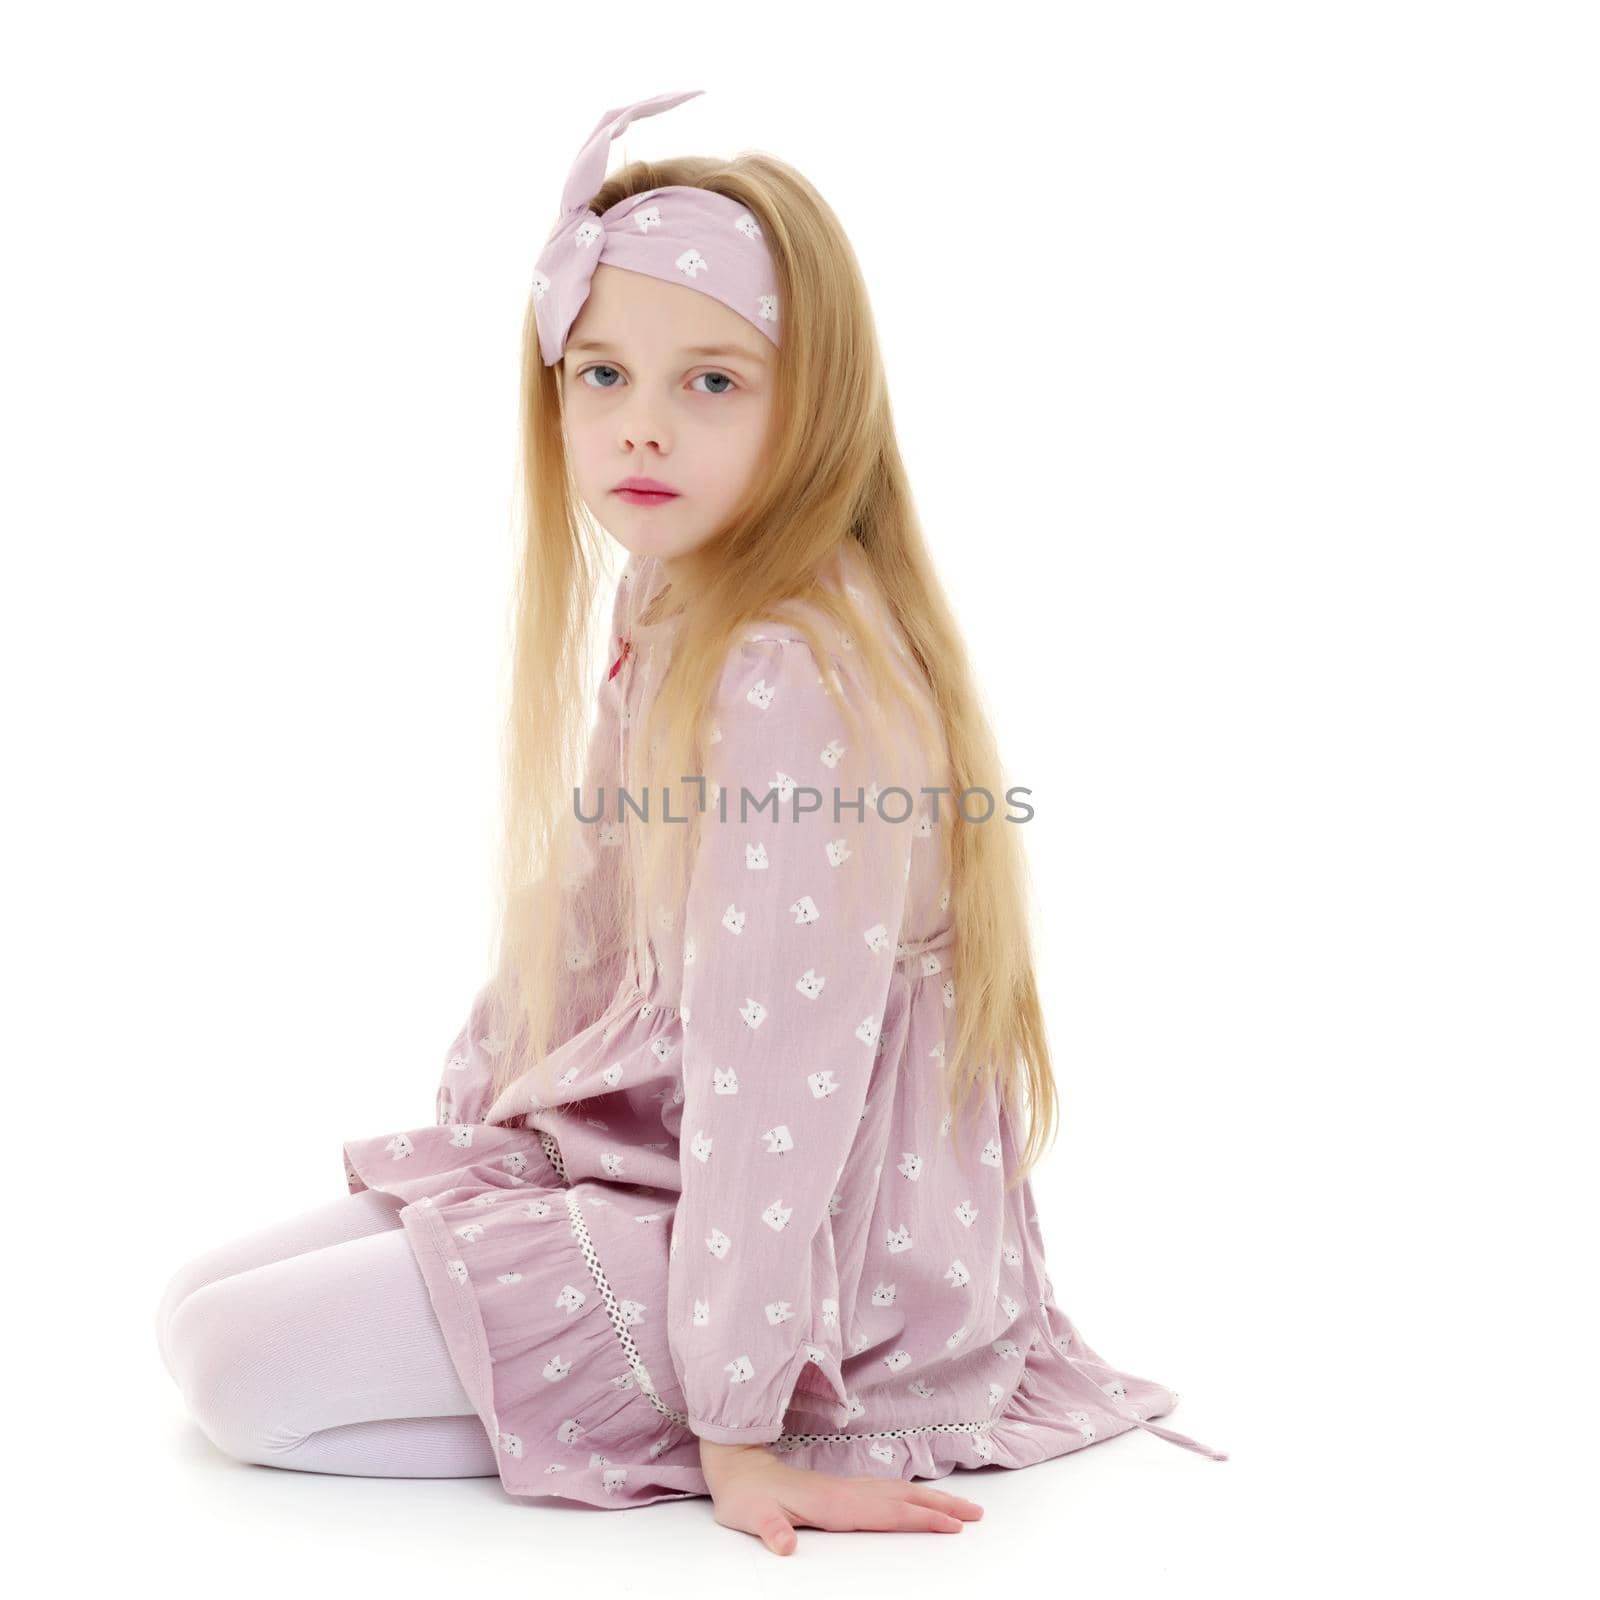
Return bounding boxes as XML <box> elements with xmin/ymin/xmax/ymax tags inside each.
<box><xmin>575</xmin><ymin>365</ymin><xmax>738</xmax><ymax>395</ymax></box>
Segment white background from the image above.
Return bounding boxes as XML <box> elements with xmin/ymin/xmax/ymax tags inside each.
<box><xmin>4</xmin><ymin>2</ymin><xmax>1594</xmax><ymax>1594</ymax></box>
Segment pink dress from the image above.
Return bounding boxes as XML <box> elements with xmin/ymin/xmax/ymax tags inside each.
<box><xmin>341</xmin><ymin>546</ymin><xmax>1225</xmax><ymax>1509</ymax></box>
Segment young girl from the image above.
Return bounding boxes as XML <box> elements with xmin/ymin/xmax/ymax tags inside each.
<box><xmin>155</xmin><ymin>88</ymin><xmax>1225</xmax><ymax>1555</ymax></box>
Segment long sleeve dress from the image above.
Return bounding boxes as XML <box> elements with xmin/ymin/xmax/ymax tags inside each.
<box><xmin>340</xmin><ymin>545</ymin><xmax>1226</xmax><ymax>1509</ymax></box>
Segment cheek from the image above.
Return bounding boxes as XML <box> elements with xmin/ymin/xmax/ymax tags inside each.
<box><xmin>562</xmin><ymin>417</ymin><xmax>605</xmax><ymax>473</ymax></box>
<box><xmin>712</xmin><ymin>410</ymin><xmax>773</xmax><ymax>483</ymax></box>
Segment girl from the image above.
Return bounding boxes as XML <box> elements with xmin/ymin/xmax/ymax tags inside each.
<box><xmin>155</xmin><ymin>88</ymin><xmax>1225</xmax><ymax>1556</ymax></box>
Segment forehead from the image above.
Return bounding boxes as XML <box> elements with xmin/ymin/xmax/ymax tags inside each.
<box><xmin>568</xmin><ymin>264</ymin><xmax>770</xmax><ymax>364</ymax></box>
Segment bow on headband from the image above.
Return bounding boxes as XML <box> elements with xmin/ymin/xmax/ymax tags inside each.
<box><xmin>529</xmin><ymin>88</ymin><xmax>782</xmax><ymax>367</ymax></box>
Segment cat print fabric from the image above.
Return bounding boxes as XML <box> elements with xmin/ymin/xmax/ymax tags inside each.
<box><xmin>667</xmin><ymin>631</ymin><xmax>918</xmax><ymax>1441</ymax></box>
<box><xmin>340</xmin><ymin>546</ymin><xmax>1221</xmax><ymax>1511</ymax></box>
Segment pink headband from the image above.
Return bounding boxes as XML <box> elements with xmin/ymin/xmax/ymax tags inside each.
<box><xmin>529</xmin><ymin>88</ymin><xmax>782</xmax><ymax>368</ymax></box>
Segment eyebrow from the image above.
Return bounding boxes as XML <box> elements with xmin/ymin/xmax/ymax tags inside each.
<box><xmin>565</xmin><ymin>339</ymin><xmax>766</xmax><ymax>364</ymax></box>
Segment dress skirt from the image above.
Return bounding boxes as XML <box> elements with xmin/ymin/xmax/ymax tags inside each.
<box><xmin>342</xmin><ymin>1118</ymin><xmax>1209</xmax><ymax>1510</ymax></box>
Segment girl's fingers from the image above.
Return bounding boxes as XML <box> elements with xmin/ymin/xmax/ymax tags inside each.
<box><xmin>728</xmin><ymin>1476</ymin><xmax>979</xmax><ymax>1551</ymax></box>
<box><xmin>901</xmin><ymin>1485</ymin><xmax>984</xmax><ymax>1519</ymax></box>
<box><xmin>844</xmin><ymin>1497</ymin><xmax>962</xmax><ymax>1534</ymax></box>
<box><xmin>757</xmin><ymin>1510</ymin><xmax>798</xmax><ymax>1555</ymax></box>
<box><xmin>885</xmin><ymin>1500</ymin><xmax>965</xmax><ymax>1533</ymax></box>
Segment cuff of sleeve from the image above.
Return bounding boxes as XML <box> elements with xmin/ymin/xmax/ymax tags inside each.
<box><xmin>687</xmin><ymin>1416</ymin><xmax>787</xmax><ymax>1445</ymax></box>
<box><xmin>676</xmin><ymin>1340</ymin><xmax>821</xmax><ymax>1446</ymax></box>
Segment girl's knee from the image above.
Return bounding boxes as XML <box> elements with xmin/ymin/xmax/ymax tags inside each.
<box><xmin>153</xmin><ymin>1193</ymin><xmax>402</xmax><ymax>1383</ymax></box>
<box><xmin>162</xmin><ymin>1276</ymin><xmax>294</xmax><ymax>1466</ymax></box>
<box><xmin>154</xmin><ymin>1256</ymin><xmax>221</xmax><ymax>1383</ymax></box>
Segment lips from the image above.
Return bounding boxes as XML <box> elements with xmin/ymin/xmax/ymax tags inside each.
<box><xmin>613</xmin><ymin>479</ymin><xmax>680</xmax><ymax>507</ymax></box>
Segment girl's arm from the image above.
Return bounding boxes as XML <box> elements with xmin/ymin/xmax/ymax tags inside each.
<box><xmin>666</xmin><ymin>632</ymin><xmax>915</xmax><ymax>1443</ymax></box>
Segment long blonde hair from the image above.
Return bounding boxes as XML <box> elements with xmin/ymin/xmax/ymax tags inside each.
<box><xmin>483</xmin><ymin>148</ymin><xmax>1060</xmax><ymax>1188</ymax></box>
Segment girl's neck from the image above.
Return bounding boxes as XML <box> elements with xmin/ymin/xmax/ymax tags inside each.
<box><xmin>635</xmin><ymin>541</ymin><xmax>861</xmax><ymax>631</ymax></box>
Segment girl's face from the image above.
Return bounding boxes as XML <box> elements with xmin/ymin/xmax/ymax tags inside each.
<box><xmin>560</xmin><ymin>264</ymin><xmax>776</xmax><ymax>574</ymax></box>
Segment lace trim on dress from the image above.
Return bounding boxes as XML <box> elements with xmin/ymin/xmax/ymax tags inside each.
<box><xmin>538</xmin><ymin>1022</ymin><xmax>1228</xmax><ymax>1461</ymax></box>
<box><xmin>556</xmin><ymin>1179</ymin><xmax>1007</xmax><ymax>1451</ymax></box>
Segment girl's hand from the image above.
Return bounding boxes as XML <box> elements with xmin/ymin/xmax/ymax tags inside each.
<box><xmin>697</xmin><ymin>1440</ymin><xmax>984</xmax><ymax>1556</ymax></box>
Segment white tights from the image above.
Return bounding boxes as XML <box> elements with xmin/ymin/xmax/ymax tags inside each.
<box><xmin>155</xmin><ymin>1188</ymin><xmax>500</xmax><ymax>1477</ymax></box>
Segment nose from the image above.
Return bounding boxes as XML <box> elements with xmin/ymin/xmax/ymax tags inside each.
<box><xmin>620</xmin><ymin>427</ymin><xmax>669</xmax><ymax>454</ymax></box>
<box><xmin>617</xmin><ymin>394</ymin><xmax>672</xmax><ymax>454</ymax></box>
